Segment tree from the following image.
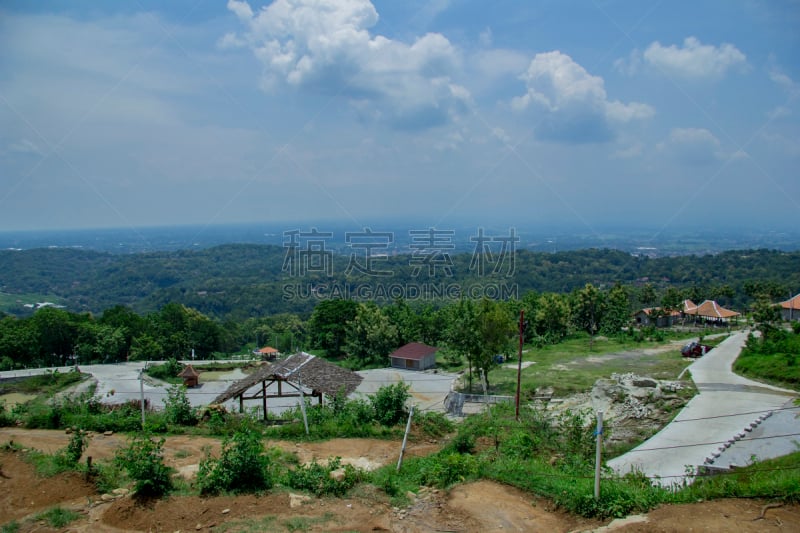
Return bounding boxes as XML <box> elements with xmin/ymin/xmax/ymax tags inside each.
<box><xmin>473</xmin><ymin>298</ymin><xmax>514</xmax><ymax>390</ymax></box>
<box><xmin>602</xmin><ymin>284</ymin><xmax>631</xmax><ymax>335</ymax></box>
<box><xmin>533</xmin><ymin>293</ymin><xmax>570</xmax><ymax>343</ymax></box>
<box><xmin>753</xmin><ymin>297</ymin><xmax>782</xmax><ymax>339</ymax></box>
<box><xmin>573</xmin><ymin>284</ymin><xmax>606</xmax><ymax>350</ymax></box>
<box><xmin>639</xmin><ymin>283</ymin><xmax>657</xmax><ymax>307</ymax></box>
<box><xmin>345</xmin><ymin>303</ymin><xmax>399</xmax><ymax>367</ymax></box>
<box><xmin>445</xmin><ymin>299</ymin><xmax>480</xmax><ymax>391</ymax></box>
<box><xmin>307</xmin><ymin>299</ymin><xmax>359</xmax><ymax>357</ymax></box>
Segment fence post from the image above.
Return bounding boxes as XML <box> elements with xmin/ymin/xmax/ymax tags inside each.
<box><xmin>139</xmin><ymin>368</ymin><xmax>146</xmax><ymax>429</ymax></box>
<box><xmin>396</xmin><ymin>405</ymin><xmax>415</xmax><ymax>472</ymax></box>
<box><xmin>594</xmin><ymin>410</ymin><xmax>603</xmax><ymax>500</ymax></box>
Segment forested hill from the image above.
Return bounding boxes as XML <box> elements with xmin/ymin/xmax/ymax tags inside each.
<box><xmin>1</xmin><ymin>244</ymin><xmax>798</xmax><ymax>321</ymax></box>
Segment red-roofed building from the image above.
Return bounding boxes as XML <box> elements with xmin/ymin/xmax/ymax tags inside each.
<box><xmin>254</xmin><ymin>346</ymin><xmax>280</xmax><ymax>361</ymax></box>
<box><xmin>389</xmin><ymin>342</ymin><xmax>439</xmax><ymax>371</ymax></box>
<box><xmin>633</xmin><ymin>307</ymin><xmax>682</xmax><ymax>327</ymax></box>
<box><xmin>780</xmin><ymin>294</ymin><xmax>800</xmax><ymax>322</ymax></box>
<box><xmin>682</xmin><ymin>299</ymin><xmax>740</xmax><ymax>324</ymax></box>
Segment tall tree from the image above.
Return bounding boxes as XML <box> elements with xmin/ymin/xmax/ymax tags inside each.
<box><xmin>307</xmin><ymin>299</ymin><xmax>359</xmax><ymax>357</ymax></box>
<box><xmin>345</xmin><ymin>303</ymin><xmax>399</xmax><ymax>367</ymax></box>
<box><xmin>602</xmin><ymin>284</ymin><xmax>631</xmax><ymax>334</ymax></box>
<box><xmin>573</xmin><ymin>284</ymin><xmax>606</xmax><ymax>350</ymax></box>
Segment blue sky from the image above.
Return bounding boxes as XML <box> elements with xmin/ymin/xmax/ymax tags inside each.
<box><xmin>1</xmin><ymin>0</ymin><xmax>798</xmax><ymax>236</ymax></box>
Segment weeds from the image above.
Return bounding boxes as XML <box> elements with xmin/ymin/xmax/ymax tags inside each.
<box><xmin>33</xmin><ymin>507</ymin><xmax>80</xmax><ymax>528</ymax></box>
<box><xmin>116</xmin><ymin>433</ymin><xmax>173</xmax><ymax>497</ymax></box>
<box><xmin>196</xmin><ymin>425</ymin><xmax>272</xmax><ymax>495</ymax></box>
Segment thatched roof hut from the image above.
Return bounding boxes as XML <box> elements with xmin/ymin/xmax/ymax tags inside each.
<box><xmin>178</xmin><ymin>364</ymin><xmax>199</xmax><ymax>387</ymax></box>
<box><xmin>213</xmin><ymin>352</ymin><xmax>363</xmax><ymax>419</ymax></box>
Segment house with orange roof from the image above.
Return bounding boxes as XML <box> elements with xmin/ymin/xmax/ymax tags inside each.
<box><xmin>633</xmin><ymin>307</ymin><xmax>682</xmax><ymax>328</ymax></box>
<box><xmin>682</xmin><ymin>299</ymin><xmax>740</xmax><ymax>325</ymax></box>
<box><xmin>254</xmin><ymin>346</ymin><xmax>281</xmax><ymax>361</ymax></box>
<box><xmin>779</xmin><ymin>293</ymin><xmax>800</xmax><ymax>322</ymax></box>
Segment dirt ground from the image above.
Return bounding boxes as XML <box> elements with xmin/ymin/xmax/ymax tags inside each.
<box><xmin>1</xmin><ymin>428</ymin><xmax>799</xmax><ymax>532</ymax></box>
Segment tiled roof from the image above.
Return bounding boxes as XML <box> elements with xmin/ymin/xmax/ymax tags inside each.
<box><xmin>389</xmin><ymin>342</ymin><xmax>439</xmax><ymax>361</ymax></box>
<box><xmin>258</xmin><ymin>346</ymin><xmax>279</xmax><ymax>354</ymax></box>
<box><xmin>780</xmin><ymin>294</ymin><xmax>800</xmax><ymax>310</ymax></box>
<box><xmin>684</xmin><ymin>299</ymin><xmax>740</xmax><ymax>319</ymax></box>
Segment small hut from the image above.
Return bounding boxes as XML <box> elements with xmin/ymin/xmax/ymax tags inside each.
<box><xmin>178</xmin><ymin>364</ymin><xmax>200</xmax><ymax>388</ymax></box>
<box><xmin>255</xmin><ymin>346</ymin><xmax>280</xmax><ymax>361</ymax></box>
<box><xmin>213</xmin><ymin>352</ymin><xmax>363</xmax><ymax>420</ymax></box>
<box><xmin>389</xmin><ymin>342</ymin><xmax>438</xmax><ymax>370</ymax></box>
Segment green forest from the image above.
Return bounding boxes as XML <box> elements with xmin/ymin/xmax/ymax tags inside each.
<box><xmin>0</xmin><ymin>245</ymin><xmax>798</xmax><ymax>378</ymax></box>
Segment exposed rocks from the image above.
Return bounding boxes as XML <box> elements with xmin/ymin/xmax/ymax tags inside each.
<box><xmin>549</xmin><ymin>373</ymin><xmax>692</xmax><ymax>445</ymax></box>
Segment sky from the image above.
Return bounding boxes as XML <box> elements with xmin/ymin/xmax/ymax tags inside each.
<box><xmin>1</xmin><ymin>0</ymin><xmax>799</xmax><ymax>237</ymax></box>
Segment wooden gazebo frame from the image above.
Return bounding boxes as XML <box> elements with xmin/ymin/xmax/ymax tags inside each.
<box><xmin>213</xmin><ymin>352</ymin><xmax>363</xmax><ymax>420</ymax></box>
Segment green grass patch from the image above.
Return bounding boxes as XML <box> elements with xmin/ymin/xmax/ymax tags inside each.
<box><xmin>671</xmin><ymin>452</ymin><xmax>800</xmax><ymax>503</ymax></box>
<box><xmin>486</xmin><ymin>333</ymin><xmax>694</xmax><ymax>397</ymax></box>
<box><xmin>0</xmin><ymin>370</ymin><xmax>85</xmax><ymax>396</ymax></box>
<box><xmin>211</xmin><ymin>516</ymin><xmax>278</xmax><ymax>532</ymax></box>
<box><xmin>733</xmin><ymin>330</ymin><xmax>800</xmax><ymax>390</ymax></box>
<box><xmin>33</xmin><ymin>507</ymin><xmax>81</xmax><ymax>528</ymax></box>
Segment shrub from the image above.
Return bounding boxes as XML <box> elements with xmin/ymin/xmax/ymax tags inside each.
<box><xmin>196</xmin><ymin>426</ymin><xmax>272</xmax><ymax>494</ymax></box>
<box><xmin>418</xmin><ymin>453</ymin><xmax>479</xmax><ymax>488</ymax></box>
<box><xmin>285</xmin><ymin>457</ymin><xmax>360</xmax><ymax>497</ymax></box>
<box><xmin>62</xmin><ymin>428</ymin><xmax>89</xmax><ymax>466</ymax></box>
<box><xmin>163</xmin><ymin>385</ymin><xmax>197</xmax><ymax>426</ymax></box>
<box><xmin>34</xmin><ymin>507</ymin><xmax>80</xmax><ymax>528</ymax></box>
<box><xmin>116</xmin><ymin>434</ymin><xmax>173</xmax><ymax>497</ymax></box>
<box><xmin>370</xmin><ymin>382</ymin><xmax>410</xmax><ymax>426</ymax></box>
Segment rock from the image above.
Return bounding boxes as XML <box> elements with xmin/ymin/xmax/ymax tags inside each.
<box><xmin>289</xmin><ymin>493</ymin><xmax>311</xmax><ymax>509</ymax></box>
<box><xmin>100</xmin><ymin>494</ymin><xmax>115</xmax><ymax>502</ymax></box>
<box><xmin>406</xmin><ymin>491</ymin><xmax>417</xmax><ymax>500</ymax></box>
<box><xmin>112</xmin><ymin>488</ymin><xmax>129</xmax><ymax>496</ymax></box>
<box><xmin>329</xmin><ymin>468</ymin><xmax>346</xmax><ymax>482</ymax></box>
<box><xmin>65</xmin><ymin>428</ymin><xmax>72</xmax><ymax>434</ymax></box>
<box><xmin>104</xmin><ymin>431</ymin><xmax>113</xmax><ymax>436</ymax></box>
<box><xmin>222</xmin><ymin>508</ymin><xmax>230</xmax><ymax>514</ymax></box>
<box><xmin>632</xmin><ymin>378</ymin><xmax>658</xmax><ymax>388</ymax></box>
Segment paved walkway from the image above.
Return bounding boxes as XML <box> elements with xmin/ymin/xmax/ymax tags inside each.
<box><xmin>607</xmin><ymin>330</ymin><xmax>799</xmax><ymax>487</ymax></box>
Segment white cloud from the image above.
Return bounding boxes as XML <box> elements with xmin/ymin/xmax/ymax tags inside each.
<box><xmin>658</xmin><ymin>127</ymin><xmax>723</xmax><ymax>164</ymax></box>
<box><xmin>510</xmin><ymin>51</ymin><xmax>653</xmax><ymax>143</ymax></box>
<box><xmin>225</xmin><ymin>0</ymin><xmax>470</xmax><ymax>129</ymax></box>
<box><xmin>642</xmin><ymin>37</ymin><xmax>747</xmax><ymax>80</ymax></box>
<box><xmin>769</xmin><ymin>67</ymin><xmax>800</xmax><ymax>99</ymax></box>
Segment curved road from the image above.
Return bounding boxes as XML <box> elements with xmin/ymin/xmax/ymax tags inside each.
<box><xmin>607</xmin><ymin>330</ymin><xmax>798</xmax><ymax>487</ymax></box>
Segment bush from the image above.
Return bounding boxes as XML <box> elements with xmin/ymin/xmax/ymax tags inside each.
<box><xmin>418</xmin><ymin>453</ymin><xmax>479</xmax><ymax>488</ymax></box>
<box><xmin>196</xmin><ymin>426</ymin><xmax>272</xmax><ymax>494</ymax></box>
<box><xmin>285</xmin><ymin>457</ymin><xmax>360</xmax><ymax>497</ymax></box>
<box><xmin>370</xmin><ymin>382</ymin><xmax>410</xmax><ymax>426</ymax></box>
<box><xmin>116</xmin><ymin>434</ymin><xmax>173</xmax><ymax>497</ymax></box>
<box><xmin>62</xmin><ymin>428</ymin><xmax>89</xmax><ymax>466</ymax></box>
<box><xmin>163</xmin><ymin>385</ymin><xmax>197</xmax><ymax>426</ymax></box>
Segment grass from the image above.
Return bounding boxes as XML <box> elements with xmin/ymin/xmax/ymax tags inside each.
<box><xmin>0</xmin><ymin>370</ymin><xmax>85</xmax><ymax>396</ymax></box>
<box><xmin>486</xmin><ymin>333</ymin><xmax>695</xmax><ymax>397</ymax></box>
<box><xmin>33</xmin><ymin>507</ymin><xmax>81</xmax><ymax>528</ymax></box>
<box><xmin>670</xmin><ymin>451</ymin><xmax>800</xmax><ymax>503</ymax></box>
<box><xmin>0</xmin><ymin>291</ymin><xmax>63</xmax><ymax>314</ymax></box>
<box><xmin>212</xmin><ymin>516</ymin><xmax>278</xmax><ymax>532</ymax></box>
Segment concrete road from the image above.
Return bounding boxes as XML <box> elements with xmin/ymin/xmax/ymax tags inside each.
<box><xmin>353</xmin><ymin>368</ymin><xmax>458</xmax><ymax>413</ymax></box>
<box><xmin>1</xmin><ymin>361</ymin><xmax>459</xmax><ymax>418</ymax></box>
<box><xmin>607</xmin><ymin>331</ymin><xmax>798</xmax><ymax>487</ymax></box>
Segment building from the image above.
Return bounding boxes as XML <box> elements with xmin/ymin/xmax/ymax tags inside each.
<box><xmin>780</xmin><ymin>294</ymin><xmax>800</xmax><ymax>322</ymax></box>
<box><xmin>213</xmin><ymin>352</ymin><xmax>363</xmax><ymax>419</ymax></box>
<box><xmin>683</xmin><ymin>299</ymin><xmax>740</xmax><ymax>325</ymax></box>
<box><xmin>389</xmin><ymin>342</ymin><xmax>438</xmax><ymax>371</ymax></box>
<box><xmin>254</xmin><ymin>346</ymin><xmax>280</xmax><ymax>361</ymax></box>
<box><xmin>633</xmin><ymin>307</ymin><xmax>681</xmax><ymax>327</ymax></box>
<box><xmin>178</xmin><ymin>364</ymin><xmax>200</xmax><ymax>387</ymax></box>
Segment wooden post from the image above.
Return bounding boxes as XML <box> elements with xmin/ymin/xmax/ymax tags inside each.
<box><xmin>396</xmin><ymin>405</ymin><xmax>415</xmax><ymax>472</ymax></box>
<box><xmin>262</xmin><ymin>381</ymin><xmax>267</xmax><ymax>421</ymax></box>
<box><xmin>239</xmin><ymin>395</ymin><xmax>244</xmax><ymax>414</ymax></box>
<box><xmin>515</xmin><ymin>310</ymin><xmax>524</xmax><ymax>420</ymax></box>
<box><xmin>139</xmin><ymin>369</ymin><xmax>145</xmax><ymax>429</ymax></box>
<box><xmin>594</xmin><ymin>411</ymin><xmax>603</xmax><ymax>500</ymax></box>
